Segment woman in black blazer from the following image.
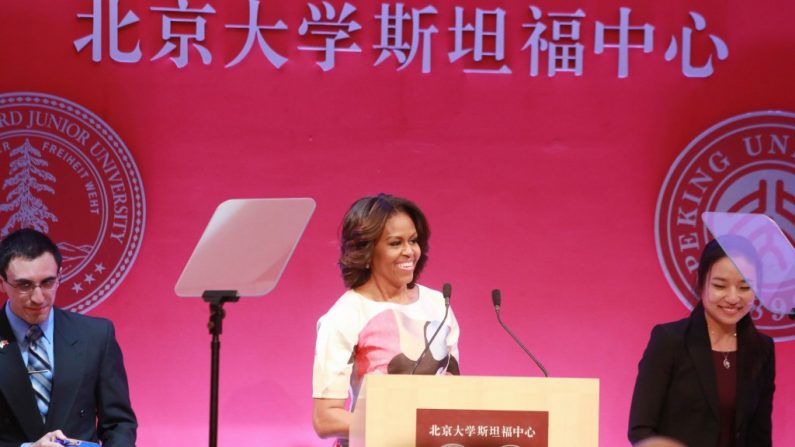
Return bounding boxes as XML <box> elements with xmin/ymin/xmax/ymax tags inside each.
<box><xmin>628</xmin><ymin>237</ymin><xmax>775</xmax><ymax>447</ymax></box>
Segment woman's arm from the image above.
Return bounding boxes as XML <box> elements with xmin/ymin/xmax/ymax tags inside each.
<box><xmin>312</xmin><ymin>300</ymin><xmax>358</xmax><ymax>439</ymax></box>
<box><xmin>746</xmin><ymin>337</ymin><xmax>775</xmax><ymax>447</ymax></box>
<box><xmin>312</xmin><ymin>398</ymin><xmax>352</xmax><ymax>439</ymax></box>
<box><xmin>628</xmin><ymin>324</ymin><xmax>675</xmax><ymax>443</ymax></box>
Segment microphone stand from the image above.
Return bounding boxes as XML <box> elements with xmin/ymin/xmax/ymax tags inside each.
<box><xmin>410</xmin><ymin>283</ymin><xmax>451</xmax><ymax>375</ymax></box>
<box><xmin>492</xmin><ymin>289</ymin><xmax>549</xmax><ymax>377</ymax></box>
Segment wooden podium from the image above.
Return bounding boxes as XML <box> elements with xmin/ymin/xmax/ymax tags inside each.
<box><xmin>350</xmin><ymin>375</ymin><xmax>598</xmax><ymax>447</ymax></box>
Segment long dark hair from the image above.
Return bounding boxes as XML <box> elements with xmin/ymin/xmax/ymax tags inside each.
<box><xmin>695</xmin><ymin>236</ymin><xmax>771</xmax><ymax>375</ymax></box>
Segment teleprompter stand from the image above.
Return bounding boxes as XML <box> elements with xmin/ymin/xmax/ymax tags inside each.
<box><xmin>203</xmin><ymin>290</ymin><xmax>239</xmax><ymax>447</ymax></box>
<box><xmin>175</xmin><ymin>198</ymin><xmax>316</xmax><ymax>447</ymax></box>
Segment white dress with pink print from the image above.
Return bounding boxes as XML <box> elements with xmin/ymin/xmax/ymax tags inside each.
<box><xmin>312</xmin><ymin>284</ymin><xmax>460</xmax><ymax>409</ymax></box>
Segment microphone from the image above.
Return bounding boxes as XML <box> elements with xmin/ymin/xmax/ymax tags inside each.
<box><xmin>491</xmin><ymin>289</ymin><xmax>549</xmax><ymax>377</ymax></box>
<box><xmin>410</xmin><ymin>283</ymin><xmax>452</xmax><ymax>375</ymax></box>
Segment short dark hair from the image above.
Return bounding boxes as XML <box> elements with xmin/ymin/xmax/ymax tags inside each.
<box><xmin>0</xmin><ymin>228</ymin><xmax>63</xmax><ymax>279</ymax></box>
<box><xmin>338</xmin><ymin>193</ymin><xmax>430</xmax><ymax>289</ymax></box>
<box><xmin>696</xmin><ymin>236</ymin><xmax>762</xmax><ymax>296</ymax></box>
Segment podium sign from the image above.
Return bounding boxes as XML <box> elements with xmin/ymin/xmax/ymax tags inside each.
<box><xmin>350</xmin><ymin>375</ymin><xmax>598</xmax><ymax>447</ymax></box>
<box><xmin>416</xmin><ymin>408</ymin><xmax>549</xmax><ymax>447</ymax></box>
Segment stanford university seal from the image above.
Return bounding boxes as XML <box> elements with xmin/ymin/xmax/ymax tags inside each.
<box><xmin>0</xmin><ymin>92</ymin><xmax>145</xmax><ymax>312</ymax></box>
<box><xmin>656</xmin><ymin>111</ymin><xmax>795</xmax><ymax>341</ymax></box>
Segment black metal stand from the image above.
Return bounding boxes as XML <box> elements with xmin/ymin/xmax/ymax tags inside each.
<box><xmin>203</xmin><ymin>290</ymin><xmax>240</xmax><ymax>447</ymax></box>
<box><xmin>789</xmin><ymin>307</ymin><xmax>795</xmax><ymax>320</ymax></box>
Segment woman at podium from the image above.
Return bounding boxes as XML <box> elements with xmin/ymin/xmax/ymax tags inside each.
<box><xmin>311</xmin><ymin>193</ymin><xmax>460</xmax><ymax>446</ymax></box>
<box><xmin>628</xmin><ymin>237</ymin><xmax>775</xmax><ymax>447</ymax></box>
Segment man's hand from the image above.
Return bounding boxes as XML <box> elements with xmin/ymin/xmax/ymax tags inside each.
<box><xmin>30</xmin><ymin>430</ymin><xmax>70</xmax><ymax>447</ymax></box>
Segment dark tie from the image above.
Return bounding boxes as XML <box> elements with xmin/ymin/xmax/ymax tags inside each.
<box><xmin>26</xmin><ymin>325</ymin><xmax>52</xmax><ymax>421</ymax></box>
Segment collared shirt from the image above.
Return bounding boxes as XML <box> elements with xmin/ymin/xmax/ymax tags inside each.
<box><xmin>4</xmin><ymin>301</ymin><xmax>56</xmax><ymax>377</ymax></box>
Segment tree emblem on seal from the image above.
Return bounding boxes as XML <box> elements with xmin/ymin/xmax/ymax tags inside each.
<box><xmin>1</xmin><ymin>139</ymin><xmax>58</xmax><ymax>235</ymax></box>
<box><xmin>0</xmin><ymin>92</ymin><xmax>146</xmax><ymax>313</ymax></box>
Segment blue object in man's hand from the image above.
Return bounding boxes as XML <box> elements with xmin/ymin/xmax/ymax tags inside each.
<box><xmin>55</xmin><ymin>440</ymin><xmax>101</xmax><ymax>447</ymax></box>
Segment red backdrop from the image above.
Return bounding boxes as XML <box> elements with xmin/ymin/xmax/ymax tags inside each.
<box><xmin>2</xmin><ymin>1</ymin><xmax>793</xmax><ymax>445</ymax></box>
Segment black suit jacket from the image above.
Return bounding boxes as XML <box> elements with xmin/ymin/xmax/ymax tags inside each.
<box><xmin>628</xmin><ymin>304</ymin><xmax>775</xmax><ymax>447</ymax></box>
<box><xmin>0</xmin><ymin>306</ymin><xmax>137</xmax><ymax>447</ymax></box>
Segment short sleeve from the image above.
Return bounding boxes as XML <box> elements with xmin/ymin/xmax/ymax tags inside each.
<box><xmin>312</xmin><ymin>309</ymin><xmax>358</xmax><ymax>399</ymax></box>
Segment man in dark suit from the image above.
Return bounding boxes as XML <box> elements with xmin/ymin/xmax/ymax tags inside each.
<box><xmin>0</xmin><ymin>229</ymin><xmax>137</xmax><ymax>447</ymax></box>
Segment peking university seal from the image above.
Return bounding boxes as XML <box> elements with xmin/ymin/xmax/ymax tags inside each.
<box><xmin>0</xmin><ymin>92</ymin><xmax>145</xmax><ymax>313</ymax></box>
<box><xmin>656</xmin><ymin>111</ymin><xmax>795</xmax><ymax>341</ymax></box>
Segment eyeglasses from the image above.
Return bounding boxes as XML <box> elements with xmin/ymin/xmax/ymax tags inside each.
<box><xmin>4</xmin><ymin>277</ymin><xmax>60</xmax><ymax>295</ymax></box>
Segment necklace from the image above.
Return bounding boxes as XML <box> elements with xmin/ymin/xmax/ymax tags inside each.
<box><xmin>708</xmin><ymin>327</ymin><xmax>737</xmax><ymax>349</ymax></box>
<box><xmin>708</xmin><ymin>326</ymin><xmax>736</xmax><ymax>370</ymax></box>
